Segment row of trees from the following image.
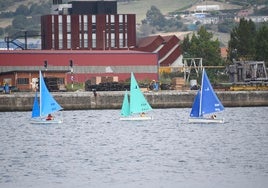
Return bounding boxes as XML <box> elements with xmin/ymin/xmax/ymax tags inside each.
<box><xmin>181</xmin><ymin>18</ymin><xmax>268</xmax><ymax>67</ymax></box>
<box><xmin>182</xmin><ymin>26</ymin><xmax>223</xmax><ymax>67</ymax></box>
<box><xmin>180</xmin><ymin>26</ymin><xmax>226</xmax><ymax>83</ymax></box>
<box><xmin>228</xmin><ymin>18</ymin><xmax>268</xmax><ymax>65</ymax></box>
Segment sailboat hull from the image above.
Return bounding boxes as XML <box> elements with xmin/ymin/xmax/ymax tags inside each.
<box><xmin>189</xmin><ymin>117</ymin><xmax>224</xmax><ymax>124</ymax></box>
<box><xmin>30</xmin><ymin>118</ymin><xmax>63</xmax><ymax>124</ymax></box>
<box><xmin>120</xmin><ymin>116</ymin><xmax>153</xmax><ymax>121</ymax></box>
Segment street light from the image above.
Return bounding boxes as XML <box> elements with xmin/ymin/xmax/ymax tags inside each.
<box><xmin>70</xmin><ymin>60</ymin><xmax>74</xmax><ymax>89</ymax></box>
<box><xmin>44</xmin><ymin>60</ymin><xmax>48</xmax><ymax>71</ymax></box>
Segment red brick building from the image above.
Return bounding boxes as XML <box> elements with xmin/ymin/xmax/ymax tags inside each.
<box><xmin>41</xmin><ymin>0</ymin><xmax>136</xmax><ymax>50</ymax></box>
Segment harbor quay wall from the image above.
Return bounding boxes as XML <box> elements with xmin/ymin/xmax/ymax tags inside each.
<box><xmin>0</xmin><ymin>90</ymin><xmax>268</xmax><ymax>112</ymax></box>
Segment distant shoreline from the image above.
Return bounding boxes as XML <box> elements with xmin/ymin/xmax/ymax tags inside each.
<box><xmin>0</xmin><ymin>90</ymin><xmax>268</xmax><ymax>112</ymax></box>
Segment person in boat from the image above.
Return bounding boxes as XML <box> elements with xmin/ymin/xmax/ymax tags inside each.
<box><xmin>211</xmin><ymin>114</ymin><xmax>216</xmax><ymax>119</ymax></box>
<box><xmin>140</xmin><ymin>112</ymin><xmax>145</xmax><ymax>117</ymax></box>
<box><xmin>46</xmin><ymin>114</ymin><xmax>53</xmax><ymax>121</ymax></box>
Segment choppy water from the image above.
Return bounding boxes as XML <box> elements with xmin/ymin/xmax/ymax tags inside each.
<box><xmin>0</xmin><ymin>107</ymin><xmax>268</xmax><ymax>188</ymax></box>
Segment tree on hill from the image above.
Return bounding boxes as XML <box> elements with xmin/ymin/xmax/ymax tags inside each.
<box><xmin>139</xmin><ymin>5</ymin><xmax>183</xmax><ymax>36</ymax></box>
<box><xmin>228</xmin><ymin>18</ymin><xmax>256</xmax><ymax>62</ymax></box>
<box><xmin>255</xmin><ymin>25</ymin><xmax>268</xmax><ymax>64</ymax></box>
<box><xmin>15</xmin><ymin>4</ymin><xmax>30</xmax><ymax>16</ymax></box>
<box><xmin>181</xmin><ymin>26</ymin><xmax>224</xmax><ymax>82</ymax></box>
<box><xmin>228</xmin><ymin>18</ymin><xmax>268</xmax><ymax>67</ymax></box>
<box><xmin>182</xmin><ymin>26</ymin><xmax>223</xmax><ymax>67</ymax></box>
<box><xmin>145</xmin><ymin>5</ymin><xmax>166</xmax><ymax>29</ymax></box>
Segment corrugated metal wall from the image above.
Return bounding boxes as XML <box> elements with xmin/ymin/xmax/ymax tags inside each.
<box><xmin>0</xmin><ymin>50</ymin><xmax>158</xmax><ymax>83</ymax></box>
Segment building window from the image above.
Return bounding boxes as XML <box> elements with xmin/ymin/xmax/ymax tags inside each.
<box><xmin>17</xmin><ymin>78</ymin><xmax>29</xmax><ymax>85</ymax></box>
<box><xmin>79</xmin><ymin>15</ymin><xmax>82</xmax><ymax>31</ymax></box>
<box><xmin>119</xmin><ymin>23</ymin><xmax>124</xmax><ymax>33</ymax></box>
<box><xmin>83</xmin><ymin>15</ymin><xmax>88</xmax><ymax>32</ymax></box>
<box><xmin>59</xmin><ymin>39</ymin><xmax>63</xmax><ymax>49</ymax></box>
<box><xmin>119</xmin><ymin>15</ymin><xmax>123</xmax><ymax>23</ymax></box>
<box><xmin>111</xmin><ymin>15</ymin><xmax>115</xmax><ymax>23</ymax></box>
<box><xmin>80</xmin><ymin>33</ymin><xmax>83</xmax><ymax>48</ymax></box>
<box><xmin>52</xmin><ymin>15</ymin><xmax>55</xmax><ymax>49</ymax></box>
<box><xmin>111</xmin><ymin>33</ymin><xmax>115</xmax><ymax>47</ymax></box>
<box><xmin>92</xmin><ymin>33</ymin><xmax>96</xmax><ymax>48</ymax></box>
<box><xmin>84</xmin><ymin>33</ymin><xmax>88</xmax><ymax>48</ymax></box>
<box><xmin>92</xmin><ymin>15</ymin><xmax>96</xmax><ymax>23</ymax></box>
<box><xmin>59</xmin><ymin>15</ymin><xmax>63</xmax><ymax>49</ymax></box>
<box><xmin>125</xmin><ymin>33</ymin><xmax>128</xmax><ymax>47</ymax></box>
<box><xmin>67</xmin><ymin>15</ymin><xmax>71</xmax><ymax>33</ymax></box>
<box><xmin>119</xmin><ymin>33</ymin><xmax>123</xmax><ymax>48</ymax></box>
<box><xmin>67</xmin><ymin>34</ymin><xmax>71</xmax><ymax>49</ymax></box>
<box><xmin>106</xmin><ymin>15</ymin><xmax>109</xmax><ymax>22</ymax></box>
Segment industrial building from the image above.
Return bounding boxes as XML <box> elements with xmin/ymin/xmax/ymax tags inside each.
<box><xmin>0</xmin><ymin>50</ymin><xmax>158</xmax><ymax>91</ymax></box>
<box><xmin>0</xmin><ymin>0</ymin><xmax>182</xmax><ymax>91</ymax></box>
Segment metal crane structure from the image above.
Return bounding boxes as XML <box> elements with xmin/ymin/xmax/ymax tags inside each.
<box><xmin>228</xmin><ymin>60</ymin><xmax>268</xmax><ymax>90</ymax></box>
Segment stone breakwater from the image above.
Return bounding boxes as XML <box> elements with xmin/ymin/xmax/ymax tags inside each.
<box><xmin>0</xmin><ymin>90</ymin><xmax>268</xmax><ymax>111</ymax></box>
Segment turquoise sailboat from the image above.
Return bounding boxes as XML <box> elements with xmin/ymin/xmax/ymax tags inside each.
<box><xmin>120</xmin><ymin>72</ymin><xmax>153</xmax><ymax>121</ymax></box>
<box><xmin>189</xmin><ymin>68</ymin><xmax>224</xmax><ymax>123</ymax></box>
<box><xmin>31</xmin><ymin>71</ymin><xmax>63</xmax><ymax>124</ymax></box>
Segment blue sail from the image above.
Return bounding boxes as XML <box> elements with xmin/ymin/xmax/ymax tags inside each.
<box><xmin>200</xmin><ymin>69</ymin><xmax>224</xmax><ymax>116</ymax></box>
<box><xmin>129</xmin><ymin>72</ymin><xmax>152</xmax><ymax>114</ymax></box>
<box><xmin>189</xmin><ymin>69</ymin><xmax>224</xmax><ymax>118</ymax></box>
<box><xmin>190</xmin><ymin>90</ymin><xmax>201</xmax><ymax>117</ymax></box>
<box><xmin>121</xmin><ymin>90</ymin><xmax>130</xmax><ymax>117</ymax></box>
<box><xmin>31</xmin><ymin>92</ymin><xmax>40</xmax><ymax>118</ymax></box>
<box><xmin>39</xmin><ymin>71</ymin><xmax>63</xmax><ymax>117</ymax></box>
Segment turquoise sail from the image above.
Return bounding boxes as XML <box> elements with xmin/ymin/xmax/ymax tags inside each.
<box><xmin>31</xmin><ymin>92</ymin><xmax>40</xmax><ymax>118</ymax></box>
<box><xmin>129</xmin><ymin>72</ymin><xmax>152</xmax><ymax>114</ymax></box>
<box><xmin>120</xmin><ymin>90</ymin><xmax>130</xmax><ymax>117</ymax></box>
<box><xmin>39</xmin><ymin>71</ymin><xmax>63</xmax><ymax>117</ymax></box>
<box><xmin>190</xmin><ymin>68</ymin><xmax>224</xmax><ymax>117</ymax></box>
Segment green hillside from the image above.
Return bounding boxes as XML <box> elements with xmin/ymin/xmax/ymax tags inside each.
<box><xmin>0</xmin><ymin>0</ymin><xmax>198</xmax><ymax>28</ymax></box>
<box><xmin>118</xmin><ymin>0</ymin><xmax>198</xmax><ymax>24</ymax></box>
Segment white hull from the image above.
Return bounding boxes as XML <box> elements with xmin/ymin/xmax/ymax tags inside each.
<box><xmin>189</xmin><ymin>117</ymin><xmax>224</xmax><ymax>124</ymax></box>
<box><xmin>120</xmin><ymin>116</ymin><xmax>153</xmax><ymax>121</ymax></box>
<box><xmin>30</xmin><ymin>118</ymin><xmax>63</xmax><ymax>124</ymax></box>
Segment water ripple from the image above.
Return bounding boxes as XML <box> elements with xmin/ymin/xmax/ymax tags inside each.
<box><xmin>0</xmin><ymin>107</ymin><xmax>268</xmax><ymax>188</ymax></box>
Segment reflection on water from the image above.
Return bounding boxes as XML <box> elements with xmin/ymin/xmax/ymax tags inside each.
<box><xmin>0</xmin><ymin>107</ymin><xmax>268</xmax><ymax>188</ymax></box>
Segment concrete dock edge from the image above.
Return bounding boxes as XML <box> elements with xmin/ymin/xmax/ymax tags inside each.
<box><xmin>0</xmin><ymin>90</ymin><xmax>268</xmax><ymax>111</ymax></box>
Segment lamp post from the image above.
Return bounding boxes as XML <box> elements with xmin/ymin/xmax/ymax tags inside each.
<box><xmin>70</xmin><ymin>60</ymin><xmax>74</xmax><ymax>89</ymax></box>
<box><xmin>44</xmin><ymin>60</ymin><xmax>48</xmax><ymax>71</ymax></box>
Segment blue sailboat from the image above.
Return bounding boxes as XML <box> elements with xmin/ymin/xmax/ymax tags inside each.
<box><xmin>189</xmin><ymin>68</ymin><xmax>224</xmax><ymax>123</ymax></box>
<box><xmin>120</xmin><ymin>72</ymin><xmax>153</xmax><ymax>120</ymax></box>
<box><xmin>31</xmin><ymin>71</ymin><xmax>63</xmax><ymax>124</ymax></box>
